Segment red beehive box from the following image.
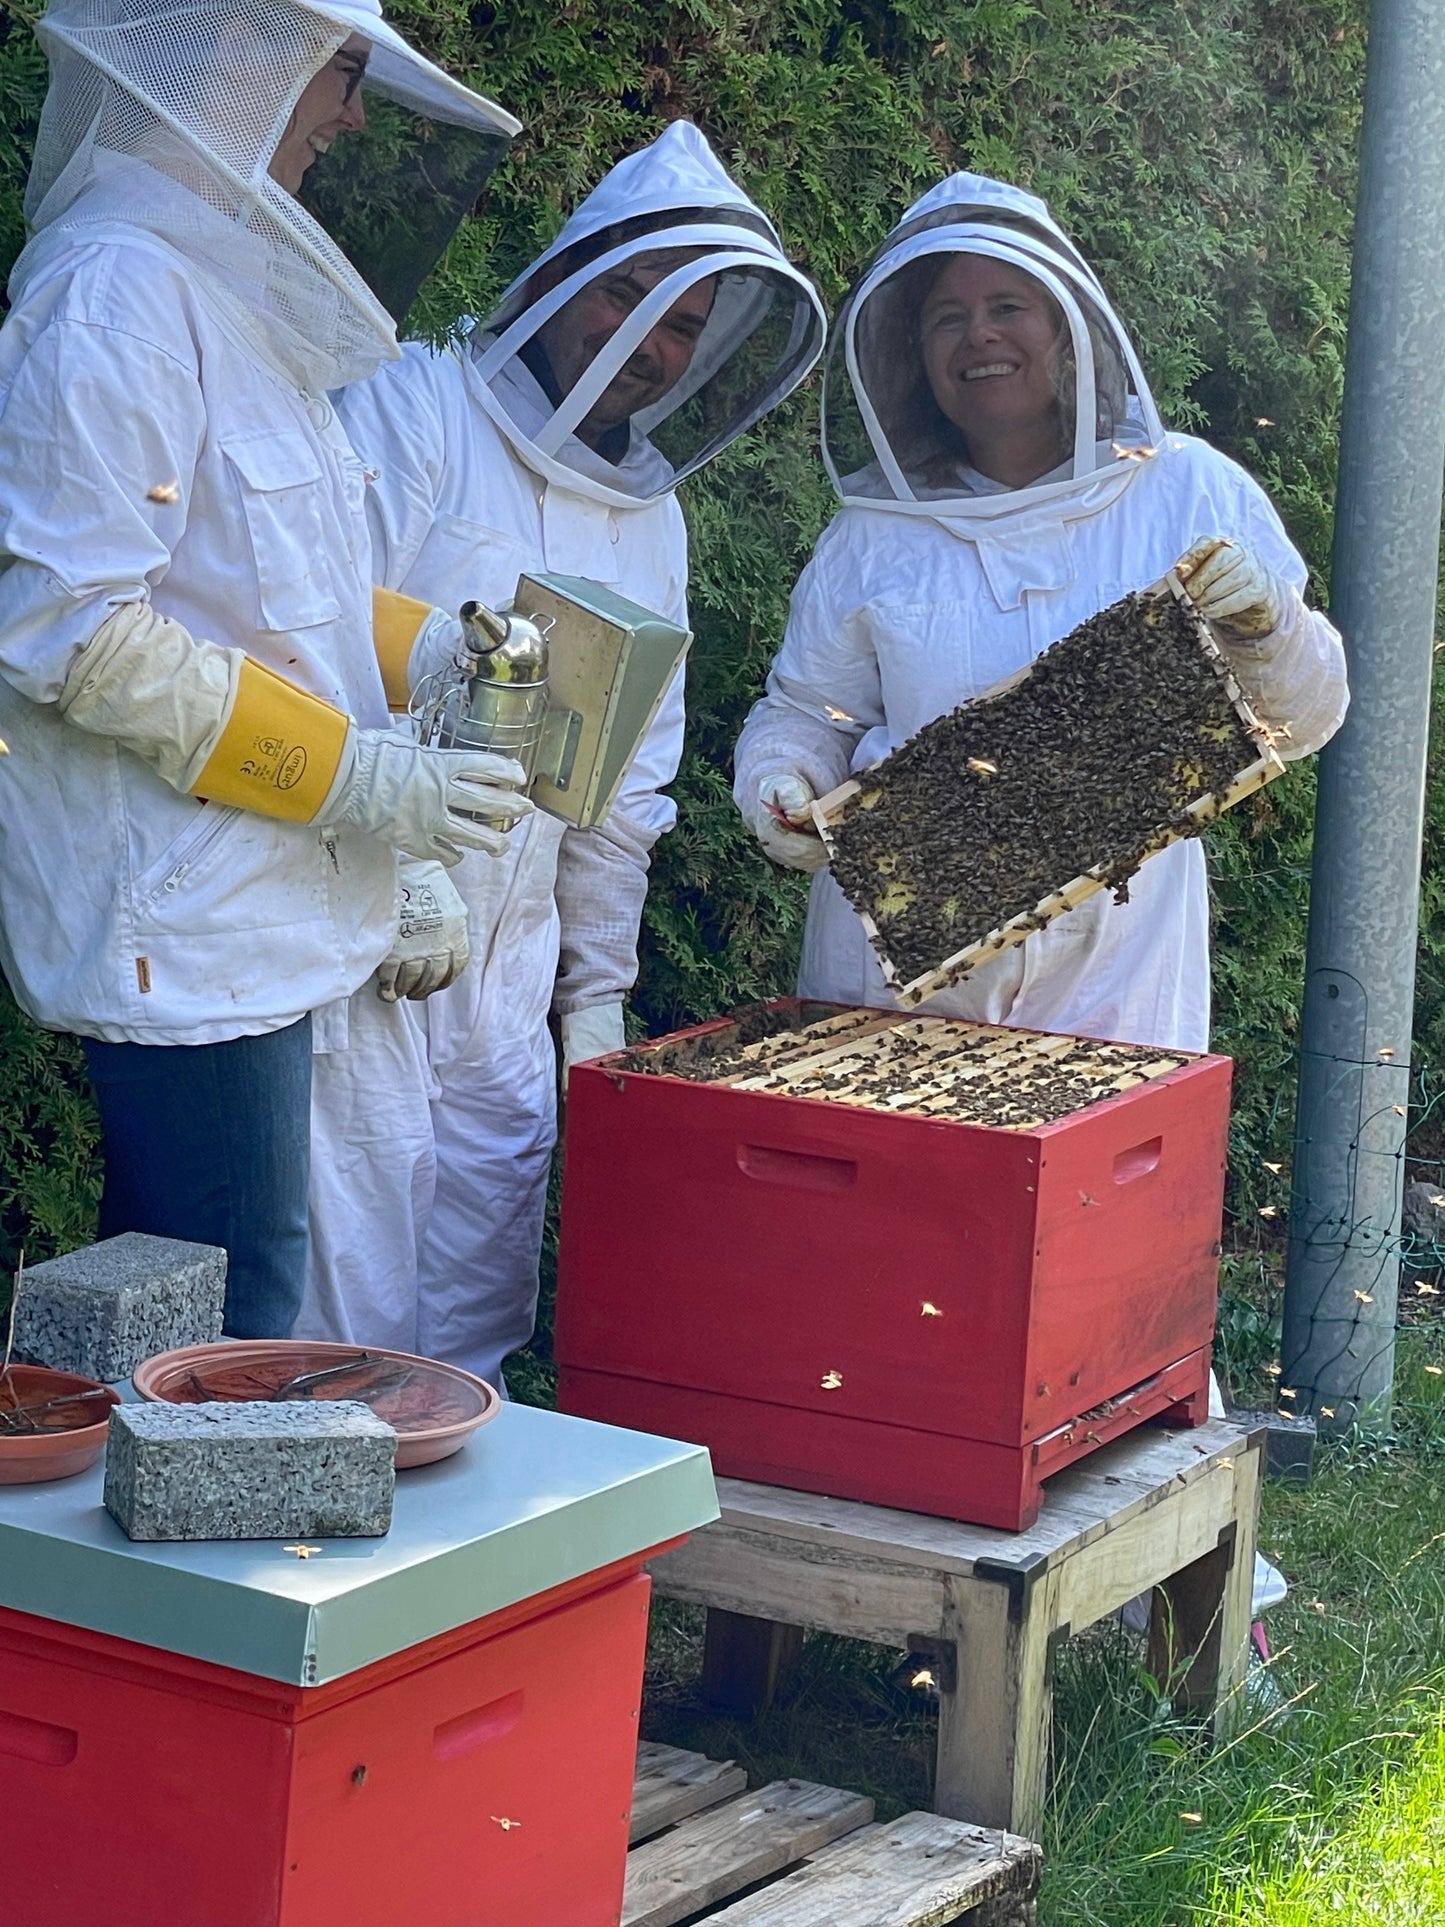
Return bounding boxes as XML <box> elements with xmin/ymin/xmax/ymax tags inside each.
<box><xmin>556</xmin><ymin>1001</ymin><xmax>1230</xmax><ymax>1530</ymax></box>
<box><xmin>0</xmin><ymin>1565</ymin><xmax>651</xmax><ymax>1927</ymax></box>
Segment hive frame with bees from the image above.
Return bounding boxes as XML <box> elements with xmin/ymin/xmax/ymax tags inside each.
<box><xmin>809</xmin><ymin>572</ymin><xmax>1287</xmax><ymax>1008</ymax></box>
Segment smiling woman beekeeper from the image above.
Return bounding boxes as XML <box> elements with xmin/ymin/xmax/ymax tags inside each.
<box><xmin>0</xmin><ymin>0</ymin><xmax>524</xmax><ymax>1336</ymax></box>
<box><xmin>735</xmin><ymin>173</ymin><xmax>1348</xmax><ymax>1054</ymax></box>
<box><xmin>300</xmin><ymin>122</ymin><xmax>826</xmax><ymax>1380</ymax></box>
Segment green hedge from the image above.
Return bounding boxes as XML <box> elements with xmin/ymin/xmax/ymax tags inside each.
<box><xmin>1</xmin><ymin>0</ymin><xmax>1417</xmax><ymax>1279</ymax></box>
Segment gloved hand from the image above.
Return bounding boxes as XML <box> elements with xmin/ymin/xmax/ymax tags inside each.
<box><xmin>326</xmin><ymin>726</ymin><xmax>532</xmax><ymax>868</ymax></box>
<box><xmin>1175</xmin><ymin>538</ymin><xmax>1285</xmax><ymax>640</ymax></box>
<box><xmin>57</xmin><ymin>601</ymin><xmax>533</xmax><ymax>860</ymax></box>
<box><xmin>560</xmin><ymin>1003</ymin><xmax>627</xmax><ymax>1074</ymax></box>
<box><xmin>375</xmin><ymin>858</ymin><xmax>470</xmax><ymax>1002</ymax></box>
<box><xmin>751</xmin><ymin>772</ymin><xmax>831</xmax><ymax>873</ymax></box>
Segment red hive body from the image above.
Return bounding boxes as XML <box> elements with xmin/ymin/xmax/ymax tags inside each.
<box><xmin>556</xmin><ymin>1002</ymin><xmax>1230</xmax><ymax>1530</ymax></box>
<box><xmin>0</xmin><ymin>1562</ymin><xmax>652</xmax><ymax>1927</ymax></box>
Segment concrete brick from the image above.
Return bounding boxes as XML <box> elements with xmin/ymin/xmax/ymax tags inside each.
<box><xmin>103</xmin><ymin>1401</ymin><xmax>396</xmax><ymax>1541</ymax></box>
<box><xmin>14</xmin><ymin>1233</ymin><xmax>226</xmax><ymax>1381</ymax></box>
<box><xmin>1225</xmin><ymin>1405</ymin><xmax>1317</xmax><ymax>1482</ymax></box>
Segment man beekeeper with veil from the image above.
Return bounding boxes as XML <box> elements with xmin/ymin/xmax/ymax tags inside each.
<box><xmin>0</xmin><ymin>0</ymin><xmax>527</xmax><ymax>1336</ymax></box>
<box><xmin>297</xmin><ymin>121</ymin><xmax>827</xmax><ymax>1383</ymax></box>
<box><xmin>734</xmin><ymin>171</ymin><xmax>1348</xmax><ymax>1651</ymax></box>
<box><xmin>735</xmin><ymin>172</ymin><xmax>1348</xmax><ymax>1052</ymax></box>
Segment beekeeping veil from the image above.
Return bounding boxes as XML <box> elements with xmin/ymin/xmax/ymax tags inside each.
<box><xmin>15</xmin><ymin>0</ymin><xmax>520</xmax><ymax>393</ymax></box>
<box><xmin>822</xmin><ymin>173</ymin><xmax>1168</xmax><ymax>592</ymax></box>
<box><xmin>458</xmin><ymin>120</ymin><xmax>827</xmax><ymax>509</ymax></box>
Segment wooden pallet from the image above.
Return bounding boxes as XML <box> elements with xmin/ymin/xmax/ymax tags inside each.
<box><xmin>626</xmin><ymin>1741</ymin><xmax>1040</xmax><ymax>1926</ymax></box>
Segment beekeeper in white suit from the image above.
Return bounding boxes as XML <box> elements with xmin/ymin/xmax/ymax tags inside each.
<box><xmin>0</xmin><ymin>0</ymin><xmax>526</xmax><ymax>1336</ymax></box>
<box><xmin>735</xmin><ymin>172</ymin><xmax>1348</xmax><ymax>1052</ymax></box>
<box><xmin>302</xmin><ymin>121</ymin><xmax>826</xmax><ymax>1380</ymax></box>
<box><xmin>734</xmin><ymin>170</ymin><xmax>1346</xmax><ymax>1641</ymax></box>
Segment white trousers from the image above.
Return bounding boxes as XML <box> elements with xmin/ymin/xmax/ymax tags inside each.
<box><xmin>296</xmin><ymin>986</ymin><xmax>436</xmax><ymax>1355</ymax></box>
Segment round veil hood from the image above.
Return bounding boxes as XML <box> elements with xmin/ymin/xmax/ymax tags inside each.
<box><xmin>460</xmin><ymin>120</ymin><xmax>827</xmax><ymax>509</ymax></box>
<box><xmin>17</xmin><ymin>0</ymin><xmax>520</xmax><ymax>391</ymax></box>
<box><xmin>822</xmin><ymin>172</ymin><xmax>1167</xmax><ymax>528</ymax></box>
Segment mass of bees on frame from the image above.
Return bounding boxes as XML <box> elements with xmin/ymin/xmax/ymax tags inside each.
<box><xmin>825</xmin><ymin>588</ymin><xmax>1264</xmax><ymax>986</ymax></box>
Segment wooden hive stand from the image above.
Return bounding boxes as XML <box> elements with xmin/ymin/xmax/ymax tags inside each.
<box><xmin>627</xmin><ymin>1741</ymin><xmax>1040</xmax><ymax>1926</ymax></box>
<box><xmin>648</xmin><ymin>1419</ymin><xmax>1262</xmax><ymax>1838</ymax></box>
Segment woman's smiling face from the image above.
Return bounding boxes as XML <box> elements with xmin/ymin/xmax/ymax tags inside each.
<box><xmin>918</xmin><ymin>253</ymin><xmax>1065</xmax><ymax>456</ymax></box>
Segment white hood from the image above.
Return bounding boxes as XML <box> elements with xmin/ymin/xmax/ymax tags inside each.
<box><xmin>822</xmin><ymin>172</ymin><xmax>1167</xmax><ymax>536</ymax></box>
<box><xmin>17</xmin><ymin>0</ymin><xmax>519</xmax><ymax>391</ymax></box>
<box><xmin>460</xmin><ymin>120</ymin><xmax>827</xmax><ymax>508</ymax></box>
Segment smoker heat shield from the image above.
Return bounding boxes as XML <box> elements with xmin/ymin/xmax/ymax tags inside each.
<box><xmin>810</xmin><ymin>573</ymin><xmax>1286</xmax><ymax>1006</ymax></box>
<box><xmin>511</xmin><ymin>573</ymin><xmax>691</xmax><ymax>829</ymax></box>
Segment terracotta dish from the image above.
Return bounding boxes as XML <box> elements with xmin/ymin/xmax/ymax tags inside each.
<box><xmin>0</xmin><ymin>1364</ymin><xmax>121</xmax><ymax>1484</ymax></box>
<box><xmin>132</xmin><ymin>1341</ymin><xmax>501</xmax><ymax>1469</ymax></box>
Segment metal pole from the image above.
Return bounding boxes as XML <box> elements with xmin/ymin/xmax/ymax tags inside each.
<box><xmin>1282</xmin><ymin>0</ymin><xmax>1445</xmax><ymax>1427</ymax></box>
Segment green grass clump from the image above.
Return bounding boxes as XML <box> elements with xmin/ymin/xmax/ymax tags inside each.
<box><xmin>1208</xmin><ymin>1717</ymin><xmax>1445</xmax><ymax>1926</ymax></box>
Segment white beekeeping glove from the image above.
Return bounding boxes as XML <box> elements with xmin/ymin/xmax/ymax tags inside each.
<box><xmin>59</xmin><ymin>600</ymin><xmax>532</xmax><ymax>868</ymax></box>
<box><xmin>748</xmin><ymin>771</ymin><xmax>831</xmax><ymax>873</ymax></box>
<box><xmin>325</xmin><ymin>725</ymin><xmax>530</xmax><ymax>866</ymax></box>
<box><xmin>375</xmin><ymin>858</ymin><xmax>471</xmax><ymax>1002</ymax></box>
<box><xmin>1175</xmin><ymin>537</ymin><xmax>1286</xmax><ymax>639</ymax></box>
<box><xmin>560</xmin><ymin>1003</ymin><xmax>627</xmax><ymax>1074</ymax></box>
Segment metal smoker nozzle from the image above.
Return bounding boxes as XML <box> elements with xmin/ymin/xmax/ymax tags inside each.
<box><xmin>460</xmin><ymin>600</ymin><xmax>548</xmax><ymax>683</ymax></box>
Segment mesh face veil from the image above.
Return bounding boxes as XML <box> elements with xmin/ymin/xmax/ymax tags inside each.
<box><xmin>17</xmin><ymin>0</ymin><xmax>519</xmax><ymax>392</ymax></box>
<box><xmin>458</xmin><ymin>121</ymin><xmax>827</xmax><ymax>509</ymax></box>
<box><xmin>822</xmin><ymin>173</ymin><xmax>1166</xmax><ymax>524</ymax></box>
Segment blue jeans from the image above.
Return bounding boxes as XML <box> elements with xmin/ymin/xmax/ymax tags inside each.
<box><xmin>82</xmin><ymin>1016</ymin><xmax>312</xmax><ymax>1339</ymax></box>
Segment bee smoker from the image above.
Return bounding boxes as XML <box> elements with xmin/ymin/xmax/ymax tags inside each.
<box><xmin>412</xmin><ymin>599</ymin><xmax>556</xmax><ymax>817</ymax></box>
<box><xmin>413</xmin><ymin>574</ymin><xmax>692</xmax><ymax>830</ymax></box>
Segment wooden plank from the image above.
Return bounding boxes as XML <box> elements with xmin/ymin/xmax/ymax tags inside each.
<box><xmin>698</xmin><ymin>1810</ymin><xmax>1041</xmax><ymax>1926</ymax></box>
<box><xmin>648</xmin><ymin>1523</ymin><xmax>949</xmax><ymax>1648</ymax></box>
<box><xmin>622</xmin><ymin>1780</ymin><xmax>875</xmax><ymax>1927</ymax></box>
<box><xmin>630</xmin><ymin>1741</ymin><xmax>749</xmax><ymax>1845</ymax></box>
<box><xmin>676</xmin><ymin>1423</ymin><xmax>1251</xmax><ymax>1580</ymax></box>
<box><xmin>1053</xmin><ymin>1449</ymin><xmax>1254</xmax><ymax>1633</ymax></box>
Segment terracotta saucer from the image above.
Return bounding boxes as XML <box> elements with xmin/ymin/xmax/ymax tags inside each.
<box><xmin>0</xmin><ymin>1364</ymin><xmax>121</xmax><ymax>1483</ymax></box>
<box><xmin>132</xmin><ymin>1341</ymin><xmax>501</xmax><ymax>1469</ymax></box>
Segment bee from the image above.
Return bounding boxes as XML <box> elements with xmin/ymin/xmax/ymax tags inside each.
<box><xmin>146</xmin><ymin>479</ymin><xmax>181</xmax><ymax>504</ymax></box>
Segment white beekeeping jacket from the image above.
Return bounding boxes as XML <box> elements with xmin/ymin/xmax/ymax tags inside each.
<box><xmin>342</xmin><ymin>119</ymin><xmax>828</xmax><ymax>1018</ymax></box>
<box><xmin>0</xmin><ymin>0</ymin><xmax>517</xmax><ymax>1042</ymax></box>
<box><xmin>735</xmin><ymin>172</ymin><xmax>1348</xmax><ymax>1053</ymax></box>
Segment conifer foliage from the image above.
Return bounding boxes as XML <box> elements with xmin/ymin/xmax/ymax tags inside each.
<box><xmin>0</xmin><ymin>0</ymin><xmax>1415</xmax><ymax>1269</ymax></box>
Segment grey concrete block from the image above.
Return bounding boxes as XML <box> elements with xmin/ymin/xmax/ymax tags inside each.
<box><xmin>1225</xmin><ymin>1405</ymin><xmax>1318</xmax><ymax>1482</ymax></box>
<box><xmin>14</xmin><ymin>1233</ymin><xmax>226</xmax><ymax>1381</ymax></box>
<box><xmin>103</xmin><ymin>1401</ymin><xmax>396</xmax><ymax>1541</ymax></box>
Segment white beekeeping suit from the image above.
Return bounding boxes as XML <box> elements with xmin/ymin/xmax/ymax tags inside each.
<box><xmin>735</xmin><ymin>173</ymin><xmax>1348</xmax><ymax>1053</ymax></box>
<box><xmin>0</xmin><ymin>0</ymin><xmax>519</xmax><ymax>1334</ymax></box>
<box><xmin>303</xmin><ymin>121</ymin><xmax>826</xmax><ymax>1378</ymax></box>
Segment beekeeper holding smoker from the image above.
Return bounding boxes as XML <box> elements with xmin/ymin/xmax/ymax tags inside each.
<box><xmin>297</xmin><ymin>122</ymin><xmax>827</xmax><ymax>1384</ymax></box>
<box><xmin>735</xmin><ymin>172</ymin><xmax>1348</xmax><ymax>1055</ymax></box>
<box><xmin>0</xmin><ymin>0</ymin><xmax>525</xmax><ymax>1336</ymax></box>
<box><xmin>734</xmin><ymin>170</ymin><xmax>1348</xmax><ymax>1652</ymax></box>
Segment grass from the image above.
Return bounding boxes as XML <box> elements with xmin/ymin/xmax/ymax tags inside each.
<box><xmin>637</xmin><ymin>1325</ymin><xmax>1445</xmax><ymax>1926</ymax></box>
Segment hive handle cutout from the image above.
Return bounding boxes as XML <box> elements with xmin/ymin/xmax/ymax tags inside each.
<box><xmin>1113</xmin><ymin>1137</ymin><xmax>1162</xmax><ymax>1184</ymax></box>
<box><xmin>737</xmin><ymin>1144</ymin><xmax>859</xmax><ymax>1191</ymax></box>
<box><xmin>0</xmin><ymin>1707</ymin><xmax>78</xmax><ymax>1767</ymax></box>
<box><xmin>433</xmin><ymin>1689</ymin><xmax>524</xmax><ymax>1761</ymax></box>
